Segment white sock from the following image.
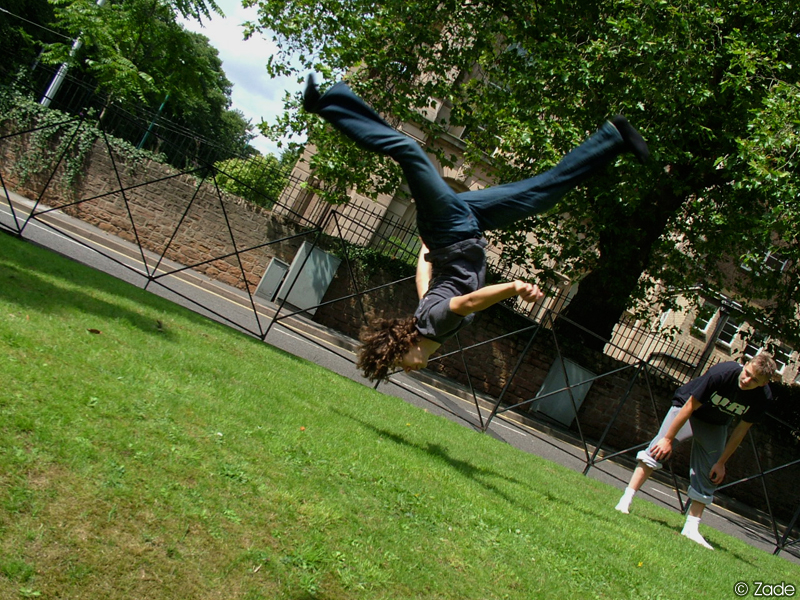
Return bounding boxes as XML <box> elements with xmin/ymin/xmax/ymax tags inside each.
<box><xmin>681</xmin><ymin>516</ymin><xmax>713</xmax><ymax>549</ymax></box>
<box><xmin>615</xmin><ymin>487</ymin><xmax>636</xmax><ymax>514</ymax></box>
<box><xmin>682</xmin><ymin>515</ymin><xmax>700</xmax><ymax>533</ymax></box>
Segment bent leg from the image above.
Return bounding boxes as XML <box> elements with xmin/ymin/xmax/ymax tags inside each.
<box><xmin>617</xmin><ymin>406</ymin><xmax>692</xmax><ymax>514</ymax></box>
<box><xmin>686</xmin><ymin>418</ymin><xmax>727</xmax><ymax>507</ymax></box>
<box><xmin>615</xmin><ymin>461</ymin><xmax>653</xmax><ymax>513</ymax></box>
<box><xmin>628</xmin><ymin>462</ymin><xmax>655</xmax><ymax>492</ymax></box>
<box><xmin>636</xmin><ymin>406</ymin><xmax>694</xmax><ymax>470</ymax></box>
<box><xmin>310</xmin><ymin>81</ymin><xmax>479</xmax><ymax>249</ymax></box>
<box><xmin>460</xmin><ymin>121</ymin><xmax>627</xmax><ymax>232</ymax></box>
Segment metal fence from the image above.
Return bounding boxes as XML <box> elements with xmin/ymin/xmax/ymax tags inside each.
<box><xmin>2</xmin><ymin>50</ymin><xmax>799</xmax><ymax>557</ymax></box>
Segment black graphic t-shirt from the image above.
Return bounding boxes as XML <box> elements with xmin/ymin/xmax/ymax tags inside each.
<box><xmin>672</xmin><ymin>361</ymin><xmax>773</xmax><ymax>425</ymax></box>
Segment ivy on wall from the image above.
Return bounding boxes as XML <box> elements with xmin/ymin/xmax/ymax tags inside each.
<box><xmin>0</xmin><ymin>86</ymin><xmax>159</xmax><ymax>200</ymax></box>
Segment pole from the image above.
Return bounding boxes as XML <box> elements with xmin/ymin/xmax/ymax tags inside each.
<box><xmin>137</xmin><ymin>94</ymin><xmax>170</xmax><ymax>149</ymax></box>
<box><xmin>40</xmin><ymin>0</ymin><xmax>107</xmax><ymax>107</ymax></box>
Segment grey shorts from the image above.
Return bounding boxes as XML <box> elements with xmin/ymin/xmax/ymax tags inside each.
<box><xmin>637</xmin><ymin>406</ymin><xmax>728</xmax><ymax>505</ymax></box>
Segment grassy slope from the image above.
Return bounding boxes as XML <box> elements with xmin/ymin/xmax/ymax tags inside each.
<box><xmin>0</xmin><ymin>232</ymin><xmax>797</xmax><ymax>600</ymax></box>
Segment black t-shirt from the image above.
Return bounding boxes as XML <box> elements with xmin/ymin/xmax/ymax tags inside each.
<box><xmin>413</xmin><ymin>237</ymin><xmax>487</xmax><ymax>345</ymax></box>
<box><xmin>672</xmin><ymin>361</ymin><xmax>773</xmax><ymax>425</ymax></box>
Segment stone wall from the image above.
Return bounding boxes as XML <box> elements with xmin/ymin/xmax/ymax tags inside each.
<box><xmin>0</xmin><ymin>130</ymin><xmax>308</xmax><ymax>290</ymax></box>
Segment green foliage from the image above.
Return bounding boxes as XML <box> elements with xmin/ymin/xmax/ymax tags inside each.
<box><xmin>328</xmin><ymin>238</ymin><xmax>416</xmax><ymax>281</ymax></box>
<box><xmin>730</xmin><ymin>81</ymin><xmax>800</xmax><ymax>325</ymax></box>
<box><xmin>0</xmin><ymin>91</ymin><xmax>94</xmax><ymax>191</ymax></box>
<box><xmin>35</xmin><ymin>0</ymin><xmax>255</xmax><ymax>162</ymax></box>
<box><xmin>213</xmin><ymin>153</ymin><xmax>290</xmax><ymax>209</ymax></box>
<box><xmin>247</xmin><ymin>0</ymin><xmax>800</xmax><ymax>346</ymax></box>
<box><xmin>0</xmin><ymin>0</ymin><xmax>59</xmax><ymax>65</ymax></box>
<box><xmin>0</xmin><ymin>86</ymin><xmax>161</xmax><ymax>198</ymax></box>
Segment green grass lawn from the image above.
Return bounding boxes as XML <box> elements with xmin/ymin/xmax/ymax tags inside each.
<box><xmin>1</xmin><ymin>231</ymin><xmax>798</xmax><ymax>600</ymax></box>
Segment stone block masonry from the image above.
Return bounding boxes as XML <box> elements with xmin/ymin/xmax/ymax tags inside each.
<box><xmin>0</xmin><ymin>129</ymin><xmax>309</xmax><ymax>291</ymax></box>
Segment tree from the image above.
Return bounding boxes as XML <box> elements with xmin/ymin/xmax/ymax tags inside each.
<box><xmin>35</xmin><ymin>0</ymin><xmax>254</xmax><ymax>162</ymax></box>
<box><xmin>41</xmin><ymin>0</ymin><xmax>221</xmax><ymax>102</ymax></box>
<box><xmin>214</xmin><ymin>152</ymin><xmax>292</xmax><ymax>209</ymax></box>
<box><xmin>247</xmin><ymin>0</ymin><xmax>800</xmax><ymax>348</ymax></box>
<box><xmin>0</xmin><ymin>0</ymin><xmax>58</xmax><ymax>67</ymax></box>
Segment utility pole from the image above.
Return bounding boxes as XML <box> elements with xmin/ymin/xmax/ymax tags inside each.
<box><xmin>40</xmin><ymin>0</ymin><xmax>107</xmax><ymax>107</ymax></box>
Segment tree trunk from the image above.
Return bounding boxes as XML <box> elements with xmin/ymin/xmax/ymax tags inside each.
<box><xmin>559</xmin><ymin>183</ymin><xmax>685</xmax><ymax>351</ymax></box>
<box><xmin>559</xmin><ymin>264</ymin><xmax>641</xmax><ymax>351</ymax></box>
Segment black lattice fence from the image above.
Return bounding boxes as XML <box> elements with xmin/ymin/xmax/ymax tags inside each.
<box><xmin>2</xmin><ymin>46</ymin><xmax>800</xmax><ymax>557</ymax></box>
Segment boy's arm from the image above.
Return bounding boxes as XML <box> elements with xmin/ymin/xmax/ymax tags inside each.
<box><xmin>710</xmin><ymin>420</ymin><xmax>753</xmax><ymax>484</ymax></box>
<box><xmin>415</xmin><ymin>242</ymin><xmax>432</xmax><ymax>299</ymax></box>
<box><xmin>450</xmin><ymin>281</ymin><xmax>543</xmax><ymax>316</ymax></box>
<box><xmin>650</xmin><ymin>395</ymin><xmax>702</xmax><ymax>460</ymax></box>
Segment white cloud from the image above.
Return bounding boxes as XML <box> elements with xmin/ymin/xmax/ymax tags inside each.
<box><xmin>179</xmin><ymin>0</ymin><xmax>304</xmax><ymax>157</ymax></box>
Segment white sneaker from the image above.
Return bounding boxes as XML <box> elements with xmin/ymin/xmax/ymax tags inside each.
<box><xmin>681</xmin><ymin>528</ymin><xmax>714</xmax><ymax>549</ymax></box>
<box><xmin>614</xmin><ymin>499</ymin><xmax>631</xmax><ymax>514</ymax></box>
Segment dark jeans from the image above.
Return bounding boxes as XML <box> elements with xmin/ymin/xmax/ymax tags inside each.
<box><xmin>315</xmin><ymin>82</ymin><xmax>626</xmax><ymax>250</ymax></box>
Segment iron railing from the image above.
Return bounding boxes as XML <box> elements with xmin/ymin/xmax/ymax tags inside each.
<box><xmin>2</xmin><ymin>49</ymin><xmax>799</xmax><ymax>558</ymax></box>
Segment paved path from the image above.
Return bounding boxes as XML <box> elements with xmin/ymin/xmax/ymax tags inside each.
<box><xmin>2</xmin><ymin>191</ymin><xmax>798</xmax><ymax>564</ymax></box>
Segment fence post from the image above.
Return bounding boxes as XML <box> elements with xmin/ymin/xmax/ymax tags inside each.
<box><xmin>691</xmin><ymin>300</ymin><xmax>731</xmax><ymax>378</ymax></box>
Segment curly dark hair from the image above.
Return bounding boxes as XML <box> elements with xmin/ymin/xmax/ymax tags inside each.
<box><xmin>356</xmin><ymin>315</ymin><xmax>419</xmax><ymax>382</ymax></box>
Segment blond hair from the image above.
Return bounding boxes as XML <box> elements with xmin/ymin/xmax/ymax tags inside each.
<box><xmin>748</xmin><ymin>352</ymin><xmax>777</xmax><ymax>379</ymax></box>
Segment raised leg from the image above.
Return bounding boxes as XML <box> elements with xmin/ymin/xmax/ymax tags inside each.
<box><xmin>460</xmin><ymin>119</ymin><xmax>645</xmax><ymax>232</ymax></box>
<box><xmin>304</xmin><ymin>76</ymin><xmax>479</xmax><ymax>249</ymax></box>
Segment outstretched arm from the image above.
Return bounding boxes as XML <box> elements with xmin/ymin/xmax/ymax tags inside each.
<box><xmin>449</xmin><ymin>281</ymin><xmax>544</xmax><ymax>317</ymax></box>
<box><xmin>415</xmin><ymin>242</ymin><xmax>432</xmax><ymax>299</ymax></box>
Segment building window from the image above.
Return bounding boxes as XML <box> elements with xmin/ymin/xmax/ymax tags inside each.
<box><xmin>743</xmin><ymin>333</ymin><xmax>793</xmax><ymax>376</ymax></box>
<box><xmin>460</xmin><ymin>123</ymin><xmax>502</xmax><ymax>155</ymax></box>
<box><xmin>691</xmin><ymin>302</ymin><xmax>716</xmax><ymax>338</ymax></box>
<box><xmin>741</xmin><ymin>249</ymin><xmax>790</xmax><ymax>274</ymax></box>
<box><xmin>772</xmin><ymin>345</ymin><xmax>792</xmax><ymax>375</ymax></box>
<box><xmin>716</xmin><ymin>316</ymin><xmax>740</xmax><ymax>348</ymax></box>
<box><xmin>743</xmin><ymin>332</ymin><xmax>767</xmax><ymax>361</ymax></box>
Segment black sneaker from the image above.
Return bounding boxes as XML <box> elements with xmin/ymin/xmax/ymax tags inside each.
<box><xmin>611</xmin><ymin>115</ymin><xmax>650</xmax><ymax>164</ymax></box>
<box><xmin>303</xmin><ymin>74</ymin><xmax>321</xmax><ymax>113</ymax></box>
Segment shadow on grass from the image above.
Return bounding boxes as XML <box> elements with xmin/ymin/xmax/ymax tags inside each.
<box><xmin>334</xmin><ymin>408</ymin><xmax>528</xmax><ymax>505</ymax></box>
<box><xmin>0</xmin><ymin>231</ymin><xmax>333</xmax><ymax>371</ymax></box>
<box><xmin>0</xmin><ymin>233</ymin><xmax>184</xmax><ymax>339</ymax></box>
<box><xmin>630</xmin><ymin>512</ymin><xmax>764</xmax><ymax>565</ymax></box>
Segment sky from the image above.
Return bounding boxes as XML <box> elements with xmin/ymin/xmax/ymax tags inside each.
<box><xmin>179</xmin><ymin>0</ymin><xmax>304</xmax><ymax>157</ymax></box>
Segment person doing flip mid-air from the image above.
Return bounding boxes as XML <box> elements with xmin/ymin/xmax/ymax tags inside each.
<box><xmin>302</xmin><ymin>75</ymin><xmax>650</xmax><ymax>382</ymax></box>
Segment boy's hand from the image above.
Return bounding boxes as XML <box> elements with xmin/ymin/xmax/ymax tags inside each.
<box><xmin>514</xmin><ymin>281</ymin><xmax>544</xmax><ymax>303</ymax></box>
<box><xmin>650</xmin><ymin>437</ymin><xmax>673</xmax><ymax>461</ymax></box>
<box><xmin>710</xmin><ymin>462</ymin><xmax>726</xmax><ymax>484</ymax></box>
